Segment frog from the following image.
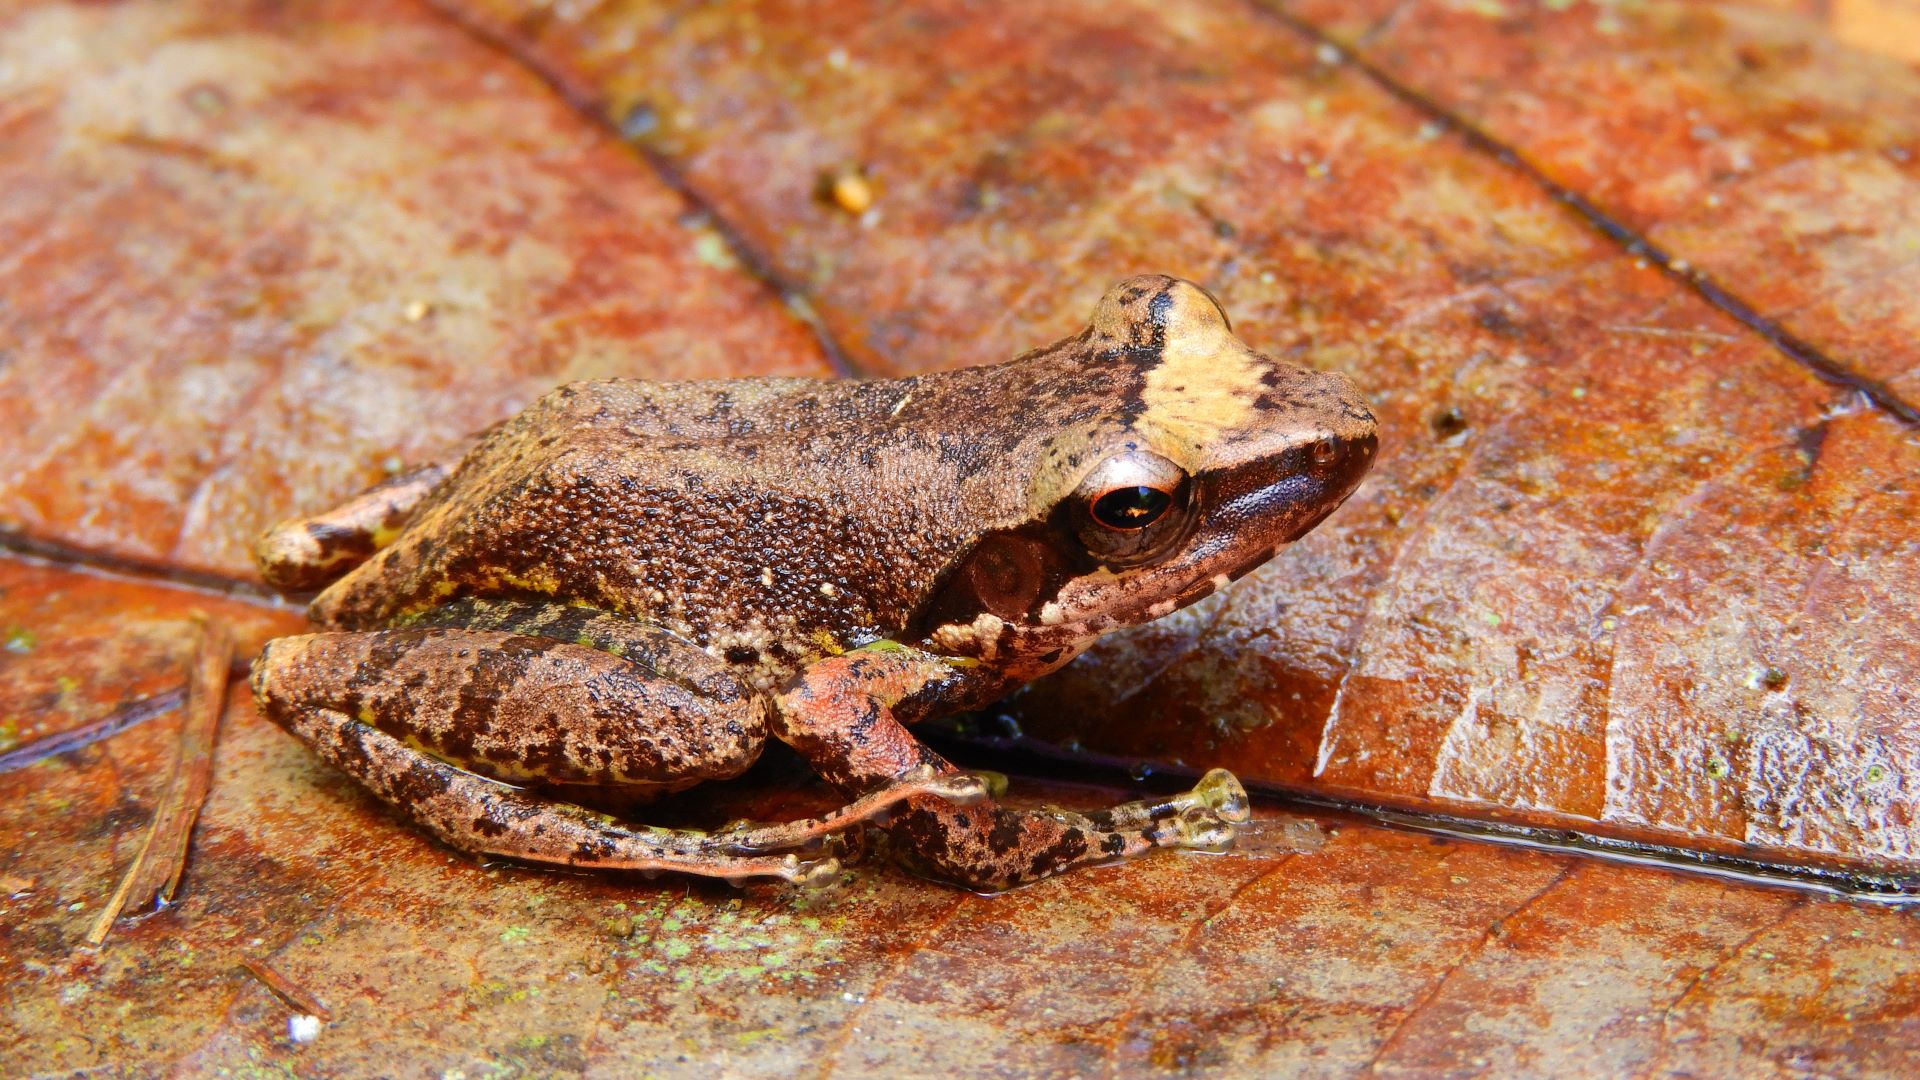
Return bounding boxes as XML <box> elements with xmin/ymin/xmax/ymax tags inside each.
<box><xmin>249</xmin><ymin>275</ymin><xmax>1378</xmax><ymax>892</ymax></box>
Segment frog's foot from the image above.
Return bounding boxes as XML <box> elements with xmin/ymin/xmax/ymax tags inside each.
<box><xmin>1079</xmin><ymin>769</ymin><xmax>1252</xmax><ymax>833</ymax></box>
<box><xmin>711</xmin><ymin>766</ymin><xmax>992</xmax><ymax>855</ymax></box>
<box><xmin>275</xmin><ymin>703</ymin><xmax>840</xmax><ymax>888</ymax></box>
<box><xmin>887</xmin><ymin>794</ymin><xmax>1243</xmax><ymax>892</ymax></box>
<box><xmin>254</xmin><ymin>462</ymin><xmax>451</xmax><ymax>592</ymax></box>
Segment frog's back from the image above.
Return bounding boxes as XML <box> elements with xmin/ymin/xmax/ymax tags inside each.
<box><xmin>304</xmin><ymin>374</ymin><xmax>1024</xmax><ymax>668</ymax></box>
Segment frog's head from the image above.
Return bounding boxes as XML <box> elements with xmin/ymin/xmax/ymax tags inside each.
<box><xmin>911</xmin><ymin>275</ymin><xmax>1377</xmax><ymax>677</ymax></box>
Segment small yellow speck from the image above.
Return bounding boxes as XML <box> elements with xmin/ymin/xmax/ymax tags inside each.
<box><xmin>761</xmin><ymin>568</ymin><xmax>775</xmax><ymax>587</ymax></box>
<box><xmin>1571</xmin><ymin>386</ymin><xmax>1587</xmax><ymax>399</ymax></box>
<box><xmin>818</xmin><ymin>582</ymin><xmax>839</xmax><ymax>599</ymax></box>
<box><xmin>1601</xmin><ymin>617</ymin><xmax>1617</xmax><ymax>630</ymax></box>
<box><xmin>692</xmin><ymin>231</ymin><xmax>738</xmax><ymax>271</ymax></box>
<box><xmin>825</xmin><ymin>168</ymin><xmax>875</xmax><ymax>215</ymax></box>
<box><xmin>405</xmin><ymin>300</ymin><xmax>432</xmax><ymax>322</ymax></box>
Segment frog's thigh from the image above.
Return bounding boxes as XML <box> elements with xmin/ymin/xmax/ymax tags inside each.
<box><xmin>253</xmin><ymin>627</ymin><xmax>763</xmax><ymax>788</ymax></box>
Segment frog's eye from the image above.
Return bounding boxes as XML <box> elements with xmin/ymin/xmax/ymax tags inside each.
<box><xmin>1069</xmin><ymin>451</ymin><xmax>1192</xmax><ymax>564</ymax></box>
<box><xmin>1092</xmin><ymin>486</ymin><xmax>1172</xmax><ymax>529</ymax></box>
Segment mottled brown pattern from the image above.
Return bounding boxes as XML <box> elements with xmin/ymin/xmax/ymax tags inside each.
<box><xmin>254</xmin><ymin>626</ymin><xmax>761</xmax><ymax>787</ymax></box>
<box><xmin>252</xmin><ymin>277</ymin><xmax>1373</xmax><ymax>889</ymax></box>
<box><xmin>273</xmin><ymin>703</ymin><xmax>835</xmax><ymax>885</ymax></box>
<box><xmin>439</xmin><ymin>0</ymin><xmax>1920</xmax><ymax>881</ymax></box>
<box><xmin>6</xmin><ymin>0</ymin><xmax>1920</xmax><ymax>1070</ymax></box>
<box><xmin>291</xmin><ymin>277</ymin><xmax>1373</xmax><ymax>678</ymax></box>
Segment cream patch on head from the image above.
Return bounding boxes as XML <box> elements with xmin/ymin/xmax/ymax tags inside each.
<box><xmin>1136</xmin><ymin>283</ymin><xmax>1265</xmax><ymax>459</ymax></box>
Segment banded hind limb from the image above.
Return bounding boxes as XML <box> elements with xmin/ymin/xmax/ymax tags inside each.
<box><xmin>251</xmin><ymin>605</ymin><xmax>987</xmax><ymax>888</ymax></box>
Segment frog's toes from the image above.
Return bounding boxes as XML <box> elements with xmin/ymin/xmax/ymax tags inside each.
<box><xmin>783</xmin><ymin>854</ymin><xmax>845</xmax><ymax>894</ymax></box>
<box><xmin>1190</xmin><ymin>768</ymin><xmax>1251</xmax><ymax>824</ymax></box>
<box><xmin>1167</xmin><ymin>806</ymin><xmax>1238</xmax><ymax>854</ymax></box>
<box><xmin>966</xmin><ymin>768</ymin><xmax>1010</xmax><ymax>800</ymax></box>
<box><xmin>923</xmin><ymin>772</ymin><xmax>994</xmax><ymax>807</ymax></box>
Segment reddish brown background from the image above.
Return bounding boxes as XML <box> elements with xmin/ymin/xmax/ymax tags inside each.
<box><xmin>2</xmin><ymin>0</ymin><xmax>1917</xmax><ymax>1074</ymax></box>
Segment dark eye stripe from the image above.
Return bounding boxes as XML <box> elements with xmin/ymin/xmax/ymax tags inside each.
<box><xmin>1091</xmin><ymin>486</ymin><xmax>1172</xmax><ymax>530</ymax></box>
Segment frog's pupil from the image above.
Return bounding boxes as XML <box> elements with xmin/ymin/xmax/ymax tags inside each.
<box><xmin>1092</xmin><ymin>486</ymin><xmax>1171</xmax><ymax>530</ymax></box>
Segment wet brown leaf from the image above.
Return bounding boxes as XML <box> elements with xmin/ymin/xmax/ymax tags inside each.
<box><xmin>3</xmin><ymin>0</ymin><xmax>1919</xmax><ymax>1073</ymax></box>
<box><xmin>417</xmin><ymin>0</ymin><xmax>1920</xmax><ymax>878</ymax></box>
<box><xmin>0</xmin><ymin>0</ymin><xmax>832</xmax><ymax>576</ymax></box>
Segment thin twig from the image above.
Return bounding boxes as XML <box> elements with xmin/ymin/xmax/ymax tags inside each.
<box><xmin>240</xmin><ymin>957</ymin><xmax>333</xmax><ymax>1021</ymax></box>
<box><xmin>86</xmin><ymin>618</ymin><xmax>234</xmax><ymax>946</ymax></box>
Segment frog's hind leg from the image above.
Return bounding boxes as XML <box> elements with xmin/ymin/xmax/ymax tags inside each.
<box><xmin>253</xmin><ymin>460</ymin><xmax>452</xmax><ymax>592</ymax></box>
<box><xmin>775</xmin><ymin>645</ymin><xmax>1254</xmax><ymax>892</ymax></box>
<box><xmin>250</xmin><ymin>617</ymin><xmax>982</xmax><ymax>886</ymax></box>
<box><xmin>272</xmin><ymin>701</ymin><xmax>839</xmax><ymax>886</ymax></box>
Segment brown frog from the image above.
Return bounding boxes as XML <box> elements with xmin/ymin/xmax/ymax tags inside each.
<box><xmin>249</xmin><ymin>275</ymin><xmax>1377</xmax><ymax>892</ymax></box>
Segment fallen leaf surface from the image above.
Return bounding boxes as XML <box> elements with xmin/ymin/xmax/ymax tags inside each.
<box><xmin>5</xmin><ymin>561</ymin><xmax>1918</xmax><ymax>1076</ymax></box>
<box><xmin>0</xmin><ymin>0</ymin><xmax>833</xmax><ymax>577</ymax></box>
<box><xmin>3</xmin><ymin>0</ymin><xmax>1919</xmax><ymax>1074</ymax></box>
<box><xmin>431</xmin><ymin>0</ymin><xmax>1920</xmax><ymax>878</ymax></box>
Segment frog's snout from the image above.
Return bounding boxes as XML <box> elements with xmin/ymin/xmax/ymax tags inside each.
<box><xmin>1316</xmin><ymin>425</ymin><xmax>1379</xmax><ymax>509</ymax></box>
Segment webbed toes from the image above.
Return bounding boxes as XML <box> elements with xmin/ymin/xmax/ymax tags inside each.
<box><xmin>1166</xmin><ymin>805</ymin><xmax>1237</xmax><ymax>854</ymax></box>
<box><xmin>784</xmin><ymin>854</ymin><xmax>844</xmax><ymax>893</ymax></box>
<box><xmin>922</xmin><ymin>771</ymin><xmax>993</xmax><ymax>806</ymax></box>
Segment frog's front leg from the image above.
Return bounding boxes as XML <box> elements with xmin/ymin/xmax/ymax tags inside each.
<box><xmin>253</xmin><ymin>462</ymin><xmax>450</xmax><ymax>591</ymax></box>
<box><xmin>251</xmin><ymin>611</ymin><xmax>982</xmax><ymax>887</ymax></box>
<box><xmin>773</xmin><ymin>645</ymin><xmax>1251</xmax><ymax>891</ymax></box>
